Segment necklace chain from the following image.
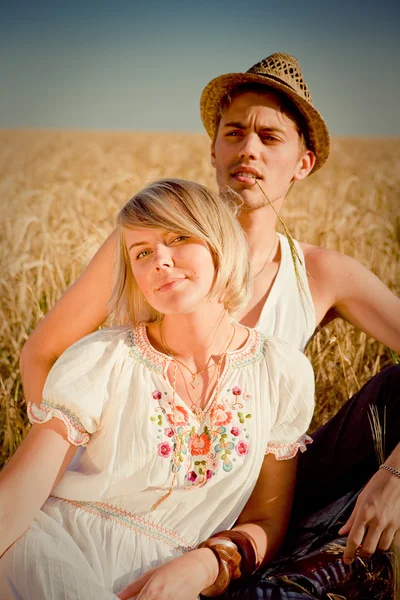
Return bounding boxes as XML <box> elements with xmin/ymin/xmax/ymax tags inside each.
<box><xmin>160</xmin><ymin>323</ymin><xmax>235</xmax><ymax>389</ymax></box>
<box><xmin>150</xmin><ymin>329</ymin><xmax>231</xmax><ymax>510</ymax></box>
<box><xmin>252</xmin><ymin>234</ymin><xmax>278</xmax><ymax>279</ymax></box>
<box><xmin>174</xmin><ymin>358</ymin><xmax>219</xmax><ymax>422</ymax></box>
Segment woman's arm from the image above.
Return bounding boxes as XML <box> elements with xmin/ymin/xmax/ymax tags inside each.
<box><xmin>233</xmin><ymin>451</ymin><xmax>298</xmax><ymax>565</ymax></box>
<box><xmin>117</xmin><ymin>453</ymin><xmax>298</xmax><ymax>599</ymax></box>
<box><xmin>20</xmin><ymin>231</ymin><xmax>117</xmax><ymax>405</ymax></box>
<box><xmin>0</xmin><ymin>419</ymin><xmax>77</xmax><ymax>556</ymax></box>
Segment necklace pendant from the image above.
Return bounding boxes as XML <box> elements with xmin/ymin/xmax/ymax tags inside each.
<box><xmin>190</xmin><ymin>377</ymin><xmax>200</xmax><ymax>389</ymax></box>
<box><xmin>194</xmin><ymin>407</ymin><xmax>205</xmax><ymax>422</ymax></box>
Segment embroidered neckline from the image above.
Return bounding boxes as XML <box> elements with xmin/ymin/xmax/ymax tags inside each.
<box><xmin>127</xmin><ymin>322</ymin><xmax>264</xmax><ymax>375</ymax></box>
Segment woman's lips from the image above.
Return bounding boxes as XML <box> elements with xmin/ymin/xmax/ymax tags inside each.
<box><xmin>157</xmin><ymin>278</ymin><xmax>186</xmax><ymax>292</ymax></box>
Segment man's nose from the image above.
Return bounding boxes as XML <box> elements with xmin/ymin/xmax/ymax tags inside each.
<box><xmin>238</xmin><ymin>133</ymin><xmax>260</xmax><ymax>160</ymax></box>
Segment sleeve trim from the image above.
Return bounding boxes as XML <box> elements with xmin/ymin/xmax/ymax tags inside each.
<box><xmin>27</xmin><ymin>399</ymin><xmax>90</xmax><ymax>446</ymax></box>
<box><xmin>265</xmin><ymin>434</ymin><xmax>313</xmax><ymax>460</ymax></box>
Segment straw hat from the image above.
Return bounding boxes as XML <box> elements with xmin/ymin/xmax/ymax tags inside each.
<box><xmin>200</xmin><ymin>52</ymin><xmax>330</xmax><ymax>172</ymax></box>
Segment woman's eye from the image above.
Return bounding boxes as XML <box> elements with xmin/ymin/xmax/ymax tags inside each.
<box><xmin>136</xmin><ymin>250</ymin><xmax>151</xmax><ymax>259</ymax></box>
<box><xmin>172</xmin><ymin>235</ymin><xmax>189</xmax><ymax>243</ymax></box>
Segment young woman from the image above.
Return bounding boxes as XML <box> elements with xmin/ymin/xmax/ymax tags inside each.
<box><xmin>0</xmin><ymin>180</ymin><xmax>314</xmax><ymax>599</ymax></box>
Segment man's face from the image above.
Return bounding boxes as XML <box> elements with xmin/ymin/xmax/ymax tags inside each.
<box><xmin>211</xmin><ymin>91</ymin><xmax>314</xmax><ymax>210</ymax></box>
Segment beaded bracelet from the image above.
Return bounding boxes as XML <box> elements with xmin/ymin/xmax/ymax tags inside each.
<box><xmin>198</xmin><ymin>537</ymin><xmax>242</xmax><ymax>597</ymax></box>
<box><xmin>380</xmin><ymin>464</ymin><xmax>400</xmax><ymax>479</ymax></box>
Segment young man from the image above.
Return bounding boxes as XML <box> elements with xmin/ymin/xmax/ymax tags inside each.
<box><xmin>20</xmin><ymin>53</ymin><xmax>400</xmax><ymax>575</ymax></box>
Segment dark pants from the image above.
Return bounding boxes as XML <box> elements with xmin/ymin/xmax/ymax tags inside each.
<box><xmin>218</xmin><ymin>364</ymin><xmax>400</xmax><ymax>599</ymax></box>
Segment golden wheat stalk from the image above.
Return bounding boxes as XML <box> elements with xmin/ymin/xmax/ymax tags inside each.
<box><xmin>1</xmin><ymin>131</ymin><xmax>399</xmax><ymax>473</ymax></box>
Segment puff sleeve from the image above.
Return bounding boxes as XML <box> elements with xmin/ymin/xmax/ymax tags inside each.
<box><xmin>27</xmin><ymin>327</ymin><xmax>128</xmax><ymax>446</ymax></box>
<box><xmin>264</xmin><ymin>336</ymin><xmax>315</xmax><ymax>460</ymax></box>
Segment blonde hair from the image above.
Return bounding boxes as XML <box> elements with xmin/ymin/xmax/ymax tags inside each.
<box><xmin>110</xmin><ymin>179</ymin><xmax>250</xmax><ymax>326</ymax></box>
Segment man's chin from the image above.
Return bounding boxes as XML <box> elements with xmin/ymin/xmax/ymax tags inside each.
<box><xmin>235</xmin><ymin>188</ymin><xmax>269</xmax><ymax>210</ymax></box>
<box><xmin>219</xmin><ymin>183</ymin><xmax>263</xmax><ymax>206</ymax></box>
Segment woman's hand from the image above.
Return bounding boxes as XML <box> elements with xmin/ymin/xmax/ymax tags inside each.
<box><xmin>116</xmin><ymin>548</ymin><xmax>219</xmax><ymax>600</ymax></box>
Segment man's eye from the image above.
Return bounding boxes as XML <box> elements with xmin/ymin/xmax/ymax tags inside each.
<box><xmin>226</xmin><ymin>131</ymin><xmax>240</xmax><ymax>137</ymax></box>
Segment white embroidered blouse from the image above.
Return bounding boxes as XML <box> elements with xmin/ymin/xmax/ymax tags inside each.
<box><xmin>27</xmin><ymin>324</ymin><xmax>315</xmax><ymax>553</ymax></box>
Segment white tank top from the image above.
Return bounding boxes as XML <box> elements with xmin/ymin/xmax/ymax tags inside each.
<box><xmin>255</xmin><ymin>234</ymin><xmax>316</xmax><ymax>351</ymax></box>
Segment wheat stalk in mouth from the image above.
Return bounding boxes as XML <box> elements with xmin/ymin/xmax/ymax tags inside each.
<box><xmin>254</xmin><ymin>180</ymin><xmax>311</xmax><ymax>305</ymax></box>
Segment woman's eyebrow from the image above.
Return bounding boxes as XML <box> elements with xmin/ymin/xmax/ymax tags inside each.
<box><xmin>128</xmin><ymin>241</ymin><xmax>147</xmax><ymax>251</ymax></box>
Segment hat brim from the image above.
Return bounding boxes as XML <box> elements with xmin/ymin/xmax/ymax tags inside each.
<box><xmin>200</xmin><ymin>72</ymin><xmax>330</xmax><ymax>173</ymax></box>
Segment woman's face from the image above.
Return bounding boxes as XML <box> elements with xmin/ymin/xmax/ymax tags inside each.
<box><xmin>124</xmin><ymin>226</ymin><xmax>217</xmax><ymax>315</ymax></box>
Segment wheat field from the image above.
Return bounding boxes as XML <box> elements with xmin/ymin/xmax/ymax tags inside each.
<box><xmin>0</xmin><ymin>129</ymin><xmax>399</xmax><ymax>468</ymax></box>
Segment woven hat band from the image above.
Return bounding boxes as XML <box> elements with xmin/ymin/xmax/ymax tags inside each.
<box><xmin>246</xmin><ymin>65</ymin><xmax>312</xmax><ymax>102</ymax></box>
<box><xmin>246</xmin><ymin>71</ymin><xmax>301</xmax><ymax>96</ymax></box>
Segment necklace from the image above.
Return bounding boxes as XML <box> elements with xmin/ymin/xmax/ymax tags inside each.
<box><xmin>150</xmin><ymin>338</ymin><xmax>230</xmax><ymax>510</ymax></box>
<box><xmin>174</xmin><ymin>357</ymin><xmax>220</xmax><ymax>422</ymax></box>
<box><xmin>160</xmin><ymin>323</ymin><xmax>235</xmax><ymax>389</ymax></box>
<box><xmin>252</xmin><ymin>234</ymin><xmax>278</xmax><ymax>279</ymax></box>
<box><xmin>151</xmin><ymin>343</ymin><xmax>228</xmax><ymax>511</ymax></box>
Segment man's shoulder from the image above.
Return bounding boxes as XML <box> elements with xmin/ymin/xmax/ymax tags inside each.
<box><xmin>298</xmin><ymin>241</ymin><xmax>358</xmax><ymax>280</ymax></box>
<box><xmin>297</xmin><ymin>241</ymin><xmax>373</xmax><ymax>318</ymax></box>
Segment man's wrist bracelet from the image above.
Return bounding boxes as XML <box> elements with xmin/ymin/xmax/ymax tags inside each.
<box><xmin>379</xmin><ymin>464</ymin><xmax>400</xmax><ymax>479</ymax></box>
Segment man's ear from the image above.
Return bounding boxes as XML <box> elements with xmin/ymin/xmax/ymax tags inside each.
<box><xmin>293</xmin><ymin>150</ymin><xmax>316</xmax><ymax>181</ymax></box>
<box><xmin>210</xmin><ymin>142</ymin><xmax>216</xmax><ymax>168</ymax></box>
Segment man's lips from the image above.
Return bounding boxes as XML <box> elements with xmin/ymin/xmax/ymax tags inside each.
<box><xmin>231</xmin><ymin>167</ymin><xmax>262</xmax><ymax>184</ymax></box>
<box><xmin>156</xmin><ymin>278</ymin><xmax>186</xmax><ymax>292</ymax></box>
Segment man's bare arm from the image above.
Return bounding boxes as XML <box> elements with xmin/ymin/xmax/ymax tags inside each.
<box><xmin>20</xmin><ymin>230</ymin><xmax>117</xmax><ymax>405</ymax></box>
<box><xmin>305</xmin><ymin>245</ymin><xmax>400</xmax><ymax>556</ymax></box>
<box><xmin>306</xmin><ymin>246</ymin><xmax>400</xmax><ymax>352</ymax></box>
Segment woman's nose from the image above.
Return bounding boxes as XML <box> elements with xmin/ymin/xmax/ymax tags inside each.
<box><xmin>154</xmin><ymin>246</ymin><xmax>174</xmax><ymax>270</ymax></box>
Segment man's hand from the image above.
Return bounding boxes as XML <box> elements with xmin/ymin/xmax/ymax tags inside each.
<box><xmin>116</xmin><ymin>547</ymin><xmax>218</xmax><ymax>599</ymax></box>
<box><xmin>339</xmin><ymin>468</ymin><xmax>400</xmax><ymax>564</ymax></box>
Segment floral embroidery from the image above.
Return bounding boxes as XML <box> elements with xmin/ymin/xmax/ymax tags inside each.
<box><xmin>130</xmin><ymin>323</ymin><xmax>265</xmax><ymax>487</ymax></box>
<box><xmin>150</xmin><ymin>413</ymin><xmax>163</xmax><ymax>427</ymax></box>
<box><xmin>188</xmin><ymin>432</ymin><xmax>211</xmax><ymax>456</ymax></box>
<box><xmin>209</xmin><ymin>404</ymin><xmax>232</xmax><ymax>426</ymax></box>
<box><xmin>167</xmin><ymin>405</ymin><xmax>189</xmax><ymax>427</ymax></box>
<box><xmin>237</xmin><ymin>411</ymin><xmax>252</xmax><ymax>424</ymax></box>
<box><xmin>214</xmin><ymin>428</ymin><xmax>235</xmax><ymax>472</ymax></box>
<box><xmin>235</xmin><ymin>441</ymin><xmax>249</xmax><ymax>456</ymax></box>
<box><xmin>187</xmin><ymin>471</ymin><xmax>197</xmax><ymax>482</ymax></box>
<box><xmin>149</xmin><ymin>383</ymin><xmax>253</xmax><ymax>482</ymax></box>
<box><xmin>158</xmin><ymin>442</ymin><xmax>172</xmax><ymax>458</ymax></box>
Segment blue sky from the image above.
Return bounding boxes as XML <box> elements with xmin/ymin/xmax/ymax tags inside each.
<box><xmin>1</xmin><ymin>0</ymin><xmax>399</xmax><ymax>135</ymax></box>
